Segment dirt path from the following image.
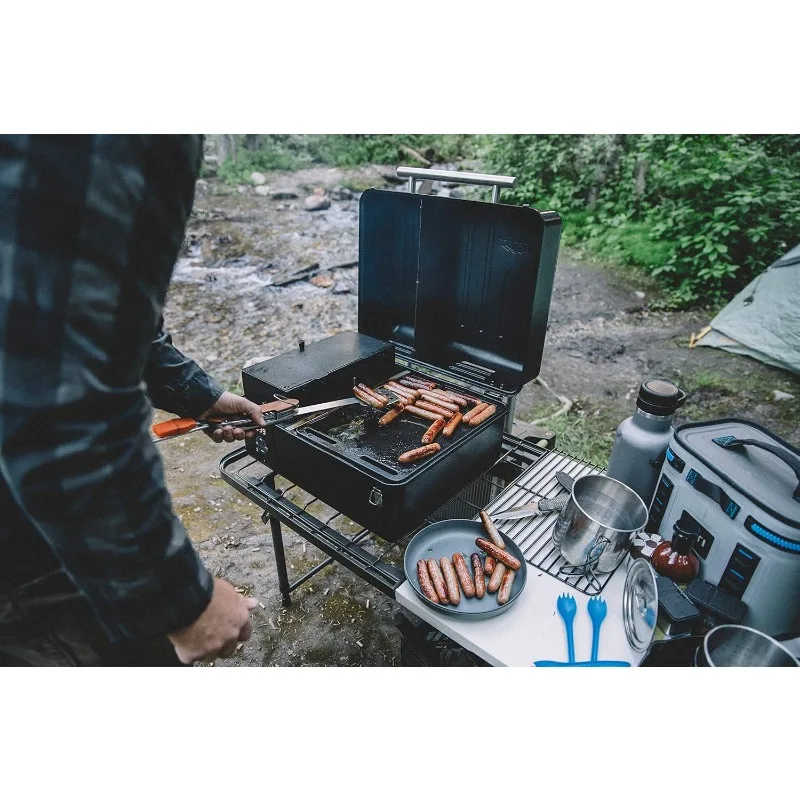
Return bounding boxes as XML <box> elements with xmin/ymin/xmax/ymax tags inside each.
<box><xmin>157</xmin><ymin>166</ymin><xmax>800</xmax><ymax>666</ymax></box>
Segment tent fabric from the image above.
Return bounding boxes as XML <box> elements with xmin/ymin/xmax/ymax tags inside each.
<box><xmin>697</xmin><ymin>244</ymin><xmax>800</xmax><ymax>374</ymax></box>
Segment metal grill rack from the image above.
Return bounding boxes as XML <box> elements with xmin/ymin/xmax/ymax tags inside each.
<box><xmin>219</xmin><ymin>434</ymin><xmax>608</xmax><ymax>605</ymax></box>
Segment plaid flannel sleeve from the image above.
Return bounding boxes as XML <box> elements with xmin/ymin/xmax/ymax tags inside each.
<box><xmin>0</xmin><ymin>134</ymin><xmax>215</xmax><ymax>645</ymax></box>
<box><xmin>145</xmin><ymin>321</ymin><xmax>225</xmax><ymax>418</ymax></box>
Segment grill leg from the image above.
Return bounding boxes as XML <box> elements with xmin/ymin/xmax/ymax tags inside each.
<box><xmin>263</xmin><ymin>477</ymin><xmax>292</xmax><ymax>607</ymax></box>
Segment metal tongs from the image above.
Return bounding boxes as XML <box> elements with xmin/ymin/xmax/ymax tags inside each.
<box><xmin>492</xmin><ymin>471</ymin><xmax>575</xmax><ymax>520</ymax></box>
<box><xmin>151</xmin><ymin>396</ymin><xmax>363</xmax><ymax>442</ymax></box>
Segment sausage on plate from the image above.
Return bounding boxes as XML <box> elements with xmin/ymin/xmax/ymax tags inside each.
<box><xmin>442</xmin><ymin>413</ymin><xmax>462</xmax><ymax>437</ymax></box>
<box><xmin>421</xmin><ymin>418</ymin><xmax>446</xmax><ymax>444</ymax></box>
<box><xmin>471</xmin><ymin>553</ymin><xmax>486</xmax><ymax>599</ymax></box>
<box><xmin>487</xmin><ymin>562</ymin><xmax>506</xmax><ymax>594</ymax></box>
<box><xmin>452</xmin><ymin>553</ymin><xmax>476</xmax><ymax>598</ymax></box>
<box><xmin>417</xmin><ymin>560</ymin><xmax>440</xmax><ymax>604</ymax></box>
<box><xmin>440</xmin><ymin>556</ymin><xmax>461</xmax><ymax>605</ymax></box>
<box><xmin>468</xmin><ymin>404</ymin><xmax>497</xmax><ymax>427</ymax></box>
<box><xmin>426</xmin><ymin>558</ymin><xmax>449</xmax><ymax>604</ymax></box>
<box><xmin>497</xmin><ymin>567</ymin><xmax>516</xmax><ymax>605</ymax></box>
<box><xmin>398</xmin><ymin>443</ymin><xmax>441</xmax><ymax>464</ymax></box>
<box><xmin>484</xmin><ymin>556</ymin><xmax>496</xmax><ymax>575</ymax></box>
<box><xmin>479</xmin><ymin>510</ymin><xmax>506</xmax><ymax>549</ymax></box>
<box><xmin>475</xmin><ymin>538</ymin><xmax>522</xmax><ymax>570</ymax></box>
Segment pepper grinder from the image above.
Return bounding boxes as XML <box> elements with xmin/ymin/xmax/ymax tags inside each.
<box><xmin>651</xmin><ymin>512</ymin><xmax>700</xmax><ymax>584</ymax></box>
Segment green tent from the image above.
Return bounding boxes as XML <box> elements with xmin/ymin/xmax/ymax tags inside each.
<box><xmin>697</xmin><ymin>244</ymin><xmax>800</xmax><ymax>374</ymax></box>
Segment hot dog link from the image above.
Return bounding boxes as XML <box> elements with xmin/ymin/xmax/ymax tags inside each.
<box><xmin>475</xmin><ymin>538</ymin><xmax>521</xmax><ymax>570</ymax></box>
<box><xmin>442</xmin><ymin>412</ymin><xmax>462</xmax><ymax>437</ymax></box>
<box><xmin>462</xmin><ymin>402</ymin><xmax>489</xmax><ymax>423</ymax></box>
<box><xmin>356</xmin><ymin>383</ymin><xmax>388</xmax><ymax>405</ymax></box>
<box><xmin>497</xmin><ymin>567</ymin><xmax>516</xmax><ymax>605</ymax></box>
<box><xmin>452</xmin><ymin>552</ymin><xmax>476</xmax><ymax>598</ymax></box>
<box><xmin>484</xmin><ymin>556</ymin><xmax>496</xmax><ymax>575</ymax></box>
<box><xmin>378</xmin><ymin>406</ymin><xmax>404</xmax><ymax>426</ymax></box>
<box><xmin>487</xmin><ymin>561</ymin><xmax>507</xmax><ymax>593</ymax></box>
<box><xmin>415</xmin><ymin>400</ymin><xmax>455</xmax><ymax>419</ymax></box>
<box><xmin>468</xmin><ymin>404</ymin><xmax>497</xmax><ymax>427</ymax></box>
<box><xmin>399</xmin><ymin>377</ymin><xmax>437</xmax><ymax>390</ymax></box>
<box><xmin>353</xmin><ymin>387</ymin><xmax>385</xmax><ymax>409</ymax></box>
<box><xmin>421</xmin><ymin>418</ymin><xmax>446</xmax><ymax>444</ymax></box>
<box><xmin>403</xmin><ymin>405</ymin><xmax>445</xmax><ymax>423</ymax></box>
<box><xmin>418</xmin><ymin>392</ymin><xmax>460</xmax><ymax>412</ymax></box>
<box><xmin>398</xmin><ymin>443</ymin><xmax>441</xmax><ymax>464</ymax></box>
<box><xmin>479</xmin><ymin>510</ymin><xmax>506</xmax><ymax>549</ymax></box>
<box><xmin>439</xmin><ymin>556</ymin><xmax>461</xmax><ymax>605</ymax></box>
<box><xmin>427</xmin><ymin>558</ymin><xmax>449</xmax><ymax>604</ymax></box>
<box><xmin>471</xmin><ymin>553</ymin><xmax>486</xmax><ymax>599</ymax></box>
<box><xmin>417</xmin><ymin>560</ymin><xmax>440</xmax><ymax>604</ymax></box>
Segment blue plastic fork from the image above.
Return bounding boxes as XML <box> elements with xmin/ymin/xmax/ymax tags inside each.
<box><xmin>587</xmin><ymin>596</ymin><xmax>608</xmax><ymax>662</ymax></box>
<box><xmin>556</xmin><ymin>593</ymin><xmax>577</xmax><ymax>663</ymax></box>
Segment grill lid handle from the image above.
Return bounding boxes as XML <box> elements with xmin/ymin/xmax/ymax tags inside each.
<box><xmin>397</xmin><ymin>166</ymin><xmax>516</xmax><ymax>203</ymax></box>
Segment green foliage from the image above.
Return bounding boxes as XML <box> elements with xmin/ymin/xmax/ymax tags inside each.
<box><xmin>484</xmin><ymin>134</ymin><xmax>800</xmax><ymax>307</ymax></box>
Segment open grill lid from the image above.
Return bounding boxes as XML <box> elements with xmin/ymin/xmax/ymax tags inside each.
<box><xmin>357</xmin><ymin>169</ymin><xmax>562</xmax><ymax>394</ymax></box>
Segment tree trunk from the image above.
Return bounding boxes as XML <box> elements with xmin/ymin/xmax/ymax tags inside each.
<box><xmin>634</xmin><ymin>157</ymin><xmax>647</xmax><ymax>196</ymax></box>
<box><xmin>245</xmin><ymin>134</ymin><xmax>262</xmax><ymax>151</ymax></box>
<box><xmin>587</xmin><ymin>134</ymin><xmax>625</xmax><ymax>207</ymax></box>
<box><xmin>217</xmin><ymin>135</ymin><xmax>237</xmax><ymax>165</ymax></box>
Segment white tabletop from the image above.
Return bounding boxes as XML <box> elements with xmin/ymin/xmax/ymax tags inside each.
<box><xmin>396</xmin><ymin>556</ymin><xmax>646</xmax><ymax>667</ymax></box>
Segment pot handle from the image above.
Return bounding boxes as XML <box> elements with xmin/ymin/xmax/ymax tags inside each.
<box><xmin>712</xmin><ymin>435</ymin><xmax>800</xmax><ymax>502</ymax></box>
<box><xmin>397</xmin><ymin>166</ymin><xmax>516</xmax><ymax>203</ymax></box>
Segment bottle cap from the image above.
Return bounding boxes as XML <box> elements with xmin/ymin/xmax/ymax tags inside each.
<box><xmin>672</xmin><ymin>512</ymin><xmax>700</xmax><ymax>554</ymax></box>
<box><xmin>636</xmin><ymin>380</ymin><xmax>686</xmax><ymax>416</ymax></box>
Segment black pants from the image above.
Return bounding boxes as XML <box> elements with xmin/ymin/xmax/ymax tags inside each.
<box><xmin>0</xmin><ymin>569</ymin><xmax>184</xmax><ymax>667</ymax></box>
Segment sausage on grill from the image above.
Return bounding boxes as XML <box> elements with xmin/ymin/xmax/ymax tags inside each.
<box><xmin>427</xmin><ymin>558</ymin><xmax>449</xmax><ymax>604</ymax></box>
<box><xmin>415</xmin><ymin>400</ymin><xmax>455</xmax><ymax>419</ymax></box>
<box><xmin>479</xmin><ymin>510</ymin><xmax>506</xmax><ymax>549</ymax></box>
<box><xmin>417</xmin><ymin>560</ymin><xmax>440</xmax><ymax>604</ymax></box>
<box><xmin>487</xmin><ymin>562</ymin><xmax>507</xmax><ymax>594</ymax></box>
<box><xmin>470</xmin><ymin>553</ymin><xmax>486</xmax><ymax>599</ymax></box>
<box><xmin>462</xmin><ymin>402</ymin><xmax>489</xmax><ymax>423</ymax></box>
<box><xmin>403</xmin><ymin>405</ymin><xmax>445</xmax><ymax>423</ymax></box>
<box><xmin>378</xmin><ymin>406</ymin><xmax>404</xmax><ymax>426</ymax></box>
<box><xmin>356</xmin><ymin>383</ymin><xmax>388</xmax><ymax>405</ymax></box>
<box><xmin>353</xmin><ymin>387</ymin><xmax>385</xmax><ymax>409</ymax></box>
<box><xmin>440</xmin><ymin>557</ymin><xmax>461</xmax><ymax>605</ymax></box>
<box><xmin>442</xmin><ymin>413</ymin><xmax>462</xmax><ymax>437</ymax></box>
<box><xmin>421</xmin><ymin>418</ymin><xmax>446</xmax><ymax>444</ymax></box>
<box><xmin>437</xmin><ymin>391</ymin><xmax>469</xmax><ymax>407</ymax></box>
<box><xmin>398</xmin><ymin>443</ymin><xmax>441</xmax><ymax>464</ymax></box>
<box><xmin>475</xmin><ymin>538</ymin><xmax>521</xmax><ymax>571</ymax></box>
<box><xmin>384</xmin><ymin>382</ymin><xmax>420</xmax><ymax>399</ymax></box>
<box><xmin>399</xmin><ymin>377</ymin><xmax>436</xmax><ymax>390</ymax></box>
<box><xmin>452</xmin><ymin>553</ymin><xmax>476</xmax><ymax>598</ymax></box>
<box><xmin>418</xmin><ymin>392</ymin><xmax>460</xmax><ymax>413</ymax></box>
<box><xmin>468</xmin><ymin>404</ymin><xmax>497</xmax><ymax>427</ymax></box>
<box><xmin>497</xmin><ymin>567</ymin><xmax>516</xmax><ymax>605</ymax></box>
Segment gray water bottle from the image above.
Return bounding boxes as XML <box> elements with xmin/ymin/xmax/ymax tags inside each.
<box><xmin>606</xmin><ymin>380</ymin><xmax>686</xmax><ymax>507</ymax></box>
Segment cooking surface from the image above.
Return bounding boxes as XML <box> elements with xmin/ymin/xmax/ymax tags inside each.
<box><xmin>284</xmin><ymin>374</ymin><xmax>506</xmax><ymax>481</ymax></box>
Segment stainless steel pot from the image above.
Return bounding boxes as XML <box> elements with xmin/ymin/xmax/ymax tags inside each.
<box><xmin>553</xmin><ymin>474</ymin><xmax>649</xmax><ymax>574</ymax></box>
<box><xmin>696</xmin><ymin>625</ymin><xmax>800</xmax><ymax>667</ymax></box>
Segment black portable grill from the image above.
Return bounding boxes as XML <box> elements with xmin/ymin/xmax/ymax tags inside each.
<box><xmin>221</xmin><ymin>167</ymin><xmax>572</xmax><ymax>631</ymax></box>
<box><xmin>237</xmin><ymin>167</ymin><xmax>562</xmax><ymax>541</ymax></box>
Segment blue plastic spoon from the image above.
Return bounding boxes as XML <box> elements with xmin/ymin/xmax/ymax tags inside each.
<box><xmin>533</xmin><ymin>660</ymin><xmax>631</xmax><ymax>667</ymax></box>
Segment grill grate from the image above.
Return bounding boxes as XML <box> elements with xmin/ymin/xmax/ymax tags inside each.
<box><xmin>480</xmin><ymin>450</ymin><xmax>611</xmax><ymax>595</ymax></box>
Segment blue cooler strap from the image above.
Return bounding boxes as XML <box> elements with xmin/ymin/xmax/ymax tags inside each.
<box><xmin>712</xmin><ymin>436</ymin><xmax>800</xmax><ymax>502</ymax></box>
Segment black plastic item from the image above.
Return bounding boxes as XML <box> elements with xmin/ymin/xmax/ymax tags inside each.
<box><xmin>636</xmin><ymin>380</ymin><xmax>686</xmax><ymax>416</ymax></box>
<box><xmin>242</xmin><ymin>330</ymin><xmax>395</xmax><ymax>405</ymax></box>
<box><xmin>257</xmin><ymin>373</ymin><xmax>507</xmax><ymax>541</ymax></box>
<box><xmin>357</xmin><ymin>190</ymin><xmax>561</xmax><ymax>393</ymax></box>
<box><xmin>656</xmin><ymin>575</ymin><xmax>700</xmax><ymax>637</ymax></box>
<box><xmin>640</xmin><ymin>635</ymin><xmax>705</xmax><ymax>667</ymax></box>
<box><xmin>685</xmin><ymin>578</ymin><xmax>747</xmax><ymax>631</ymax></box>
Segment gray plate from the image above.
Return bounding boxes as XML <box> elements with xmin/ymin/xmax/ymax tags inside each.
<box><xmin>404</xmin><ymin>519</ymin><xmax>527</xmax><ymax>620</ymax></box>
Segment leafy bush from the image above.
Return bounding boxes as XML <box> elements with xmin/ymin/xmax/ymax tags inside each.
<box><xmin>485</xmin><ymin>134</ymin><xmax>800</xmax><ymax>307</ymax></box>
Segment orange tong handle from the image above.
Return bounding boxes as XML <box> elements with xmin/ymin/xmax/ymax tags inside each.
<box><xmin>152</xmin><ymin>418</ymin><xmax>199</xmax><ymax>439</ymax></box>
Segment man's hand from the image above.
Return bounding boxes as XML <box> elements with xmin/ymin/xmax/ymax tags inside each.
<box><xmin>168</xmin><ymin>578</ymin><xmax>258</xmax><ymax>664</ymax></box>
<box><xmin>200</xmin><ymin>391</ymin><xmax>266</xmax><ymax>442</ymax></box>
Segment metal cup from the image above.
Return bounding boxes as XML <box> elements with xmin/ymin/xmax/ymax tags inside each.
<box><xmin>553</xmin><ymin>474</ymin><xmax>649</xmax><ymax>574</ymax></box>
<box><xmin>696</xmin><ymin>624</ymin><xmax>800</xmax><ymax>667</ymax></box>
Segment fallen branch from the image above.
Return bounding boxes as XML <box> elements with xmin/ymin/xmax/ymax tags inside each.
<box><xmin>272</xmin><ymin>260</ymin><xmax>358</xmax><ymax>288</ymax></box>
<box><xmin>400</xmin><ymin>144</ymin><xmax>432</xmax><ymax>166</ymax></box>
<box><xmin>529</xmin><ymin>376</ymin><xmax>573</xmax><ymax>425</ymax></box>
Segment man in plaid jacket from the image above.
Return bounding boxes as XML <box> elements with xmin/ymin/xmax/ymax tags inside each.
<box><xmin>0</xmin><ymin>135</ymin><xmax>261</xmax><ymax>665</ymax></box>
